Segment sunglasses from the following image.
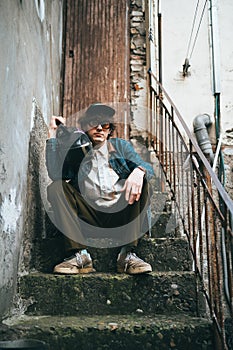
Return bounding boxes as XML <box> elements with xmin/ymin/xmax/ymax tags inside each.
<box><xmin>88</xmin><ymin>120</ymin><xmax>111</xmax><ymax>130</ymax></box>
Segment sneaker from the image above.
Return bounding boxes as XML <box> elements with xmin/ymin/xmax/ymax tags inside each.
<box><xmin>117</xmin><ymin>252</ymin><xmax>152</xmax><ymax>275</ymax></box>
<box><xmin>53</xmin><ymin>251</ymin><xmax>95</xmax><ymax>274</ymax></box>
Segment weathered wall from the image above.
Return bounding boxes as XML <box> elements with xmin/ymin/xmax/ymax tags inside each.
<box><xmin>130</xmin><ymin>0</ymin><xmax>233</xmax><ymax>198</ymax></box>
<box><xmin>130</xmin><ymin>0</ymin><xmax>149</xmax><ymax>139</ymax></box>
<box><xmin>161</xmin><ymin>0</ymin><xmax>233</xmax><ymax>196</ymax></box>
<box><xmin>0</xmin><ymin>0</ymin><xmax>63</xmax><ymax>319</ymax></box>
<box><xmin>161</xmin><ymin>0</ymin><xmax>233</xmax><ymax>134</ymax></box>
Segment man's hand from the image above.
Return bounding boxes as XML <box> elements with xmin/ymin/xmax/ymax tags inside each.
<box><xmin>48</xmin><ymin>116</ymin><xmax>66</xmax><ymax>138</ymax></box>
<box><xmin>122</xmin><ymin>167</ymin><xmax>145</xmax><ymax>204</ymax></box>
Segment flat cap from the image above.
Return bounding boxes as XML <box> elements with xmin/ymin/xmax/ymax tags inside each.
<box><xmin>79</xmin><ymin>103</ymin><xmax>115</xmax><ymax>124</ymax></box>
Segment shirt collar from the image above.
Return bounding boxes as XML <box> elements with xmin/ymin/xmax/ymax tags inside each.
<box><xmin>107</xmin><ymin>140</ymin><xmax>116</xmax><ymax>153</ymax></box>
<box><xmin>93</xmin><ymin>141</ymin><xmax>108</xmax><ymax>156</ymax></box>
<box><xmin>92</xmin><ymin>140</ymin><xmax>116</xmax><ymax>156</ymax></box>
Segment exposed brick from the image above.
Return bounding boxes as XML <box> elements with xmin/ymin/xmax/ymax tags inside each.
<box><xmin>131</xmin><ymin>28</ymin><xmax>138</xmax><ymax>34</ymax></box>
<box><xmin>130</xmin><ymin>0</ymin><xmax>147</xmax><ymax>139</ymax></box>
<box><xmin>131</xmin><ymin>21</ymin><xmax>141</xmax><ymax>27</ymax></box>
<box><xmin>131</xmin><ymin>65</ymin><xmax>143</xmax><ymax>72</ymax></box>
<box><xmin>130</xmin><ymin>59</ymin><xmax>144</xmax><ymax>65</ymax></box>
<box><xmin>131</xmin><ymin>16</ymin><xmax>143</xmax><ymax>22</ymax></box>
<box><xmin>131</xmin><ymin>11</ymin><xmax>143</xmax><ymax>16</ymax></box>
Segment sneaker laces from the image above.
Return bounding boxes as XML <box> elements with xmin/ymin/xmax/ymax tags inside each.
<box><xmin>75</xmin><ymin>252</ymin><xmax>84</xmax><ymax>268</ymax></box>
<box><xmin>126</xmin><ymin>252</ymin><xmax>140</xmax><ymax>261</ymax></box>
<box><xmin>123</xmin><ymin>252</ymin><xmax>138</xmax><ymax>272</ymax></box>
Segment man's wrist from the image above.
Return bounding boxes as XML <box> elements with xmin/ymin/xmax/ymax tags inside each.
<box><xmin>48</xmin><ymin>128</ymin><xmax>57</xmax><ymax>138</ymax></box>
<box><xmin>137</xmin><ymin>166</ymin><xmax>146</xmax><ymax>176</ymax></box>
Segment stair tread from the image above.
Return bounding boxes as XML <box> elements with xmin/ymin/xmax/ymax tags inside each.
<box><xmin>22</xmin><ymin>270</ymin><xmax>194</xmax><ymax>279</ymax></box>
<box><xmin>0</xmin><ymin>314</ymin><xmax>213</xmax><ymax>350</ymax></box>
<box><xmin>3</xmin><ymin>313</ymin><xmax>211</xmax><ymax>329</ymax></box>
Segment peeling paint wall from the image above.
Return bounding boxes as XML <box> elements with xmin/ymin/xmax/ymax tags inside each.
<box><xmin>0</xmin><ymin>0</ymin><xmax>63</xmax><ymax>319</ymax></box>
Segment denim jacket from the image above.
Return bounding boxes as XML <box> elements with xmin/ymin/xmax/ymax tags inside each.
<box><xmin>46</xmin><ymin>137</ymin><xmax>154</xmax><ymax>189</ymax></box>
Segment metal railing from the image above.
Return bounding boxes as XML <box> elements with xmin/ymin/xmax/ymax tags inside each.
<box><xmin>148</xmin><ymin>70</ymin><xmax>233</xmax><ymax>350</ymax></box>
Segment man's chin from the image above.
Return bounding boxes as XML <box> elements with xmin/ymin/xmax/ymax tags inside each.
<box><xmin>92</xmin><ymin>138</ymin><xmax>105</xmax><ymax>146</ymax></box>
<box><xmin>94</xmin><ymin>135</ymin><xmax>104</xmax><ymax>140</ymax></box>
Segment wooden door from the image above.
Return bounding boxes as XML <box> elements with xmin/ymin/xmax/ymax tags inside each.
<box><xmin>61</xmin><ymin>0</ymin><xmax>130</xmax><ymax>138</ymax></box>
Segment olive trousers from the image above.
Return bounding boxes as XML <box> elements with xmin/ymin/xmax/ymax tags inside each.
<box><xmin>47</xmin><ymin>180</ymin><xmax>150</xmax><ymax>253</ymax></box>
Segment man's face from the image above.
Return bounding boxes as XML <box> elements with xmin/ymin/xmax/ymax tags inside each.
<box><xmin>85</xmin><ymin>120</ymin><xmax>111</xmax><ymax>147</ymax></box>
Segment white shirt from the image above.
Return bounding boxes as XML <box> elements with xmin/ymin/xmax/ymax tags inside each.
<box><xmin>82</xmin><ymin>142</ymin><xmax>124</xmax><ymax>209</ymax></box>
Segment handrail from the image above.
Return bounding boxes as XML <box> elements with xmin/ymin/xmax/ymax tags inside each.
<box><xmin>149</xmin><ymin>69</ymin><xmax>233</xmax><ymax>212</ymax></box>
<box><xmin>148</xmin><ymin>69</ymin><xmax>233</xmax><ymax>350</ymax></box>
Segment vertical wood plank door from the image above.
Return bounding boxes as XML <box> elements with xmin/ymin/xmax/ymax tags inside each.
<box><xmin>61</xmin><ymin>0</ymin><xmax>130</xmax><ymax>138</ymax></box>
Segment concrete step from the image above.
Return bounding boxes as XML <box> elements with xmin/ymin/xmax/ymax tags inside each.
<box><xmin>136</xmin><ymin>238</ymin><xmax>192</xmax><ymax>272</ymax></box>
<box><xmin>19</xmin><ymin>271</ymin><xmax>199</xmax><ymax>317</ymax></box>
<box><xmin>40</xmin><ymin>237</ymin><xmax>192</xmax><ymax>273</ymax></box>
<box><xmin>90</xmin><ymin>237</ymin><xmax>192</xmax><ymax>273</ymax></box>
<box><xmin>151</xmin><ymin>212</ymin><xmax>179</xmax><ymax>238</ymax></box>
<box><xmin>150</xmin><ymin>191</ymin><xmax>172</xmax><ymax>213</ymax></box>
<box><xmin>150</xmin><ymin>190</ymin><xmax>179</xmax><ymax>238</ymax></box>
<box><xmin>0</xmin><ymin>314</ymin><xmax>213</xmax><ymax>350</ymax></box>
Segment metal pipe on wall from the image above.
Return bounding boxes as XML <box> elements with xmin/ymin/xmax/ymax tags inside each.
<box><xmin>193</xmin><ymin>113</ymin><xmax>214</xmax><ymax>163</ymax></box>
<box><xmin>209</xmin><ymin>0</ymin><xmax>221</xmax><ymax>95</ymax></box>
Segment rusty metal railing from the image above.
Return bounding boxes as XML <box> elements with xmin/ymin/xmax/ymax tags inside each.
<box><xmin>148</xmin><ymin>70</ymin><xmax>233</xmax><ymax>350</ymax></box>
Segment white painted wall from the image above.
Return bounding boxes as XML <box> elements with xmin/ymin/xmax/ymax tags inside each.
<box><xmin>161</xmin><ymin>0</ymin><xmax>233</xmax><ymax>140</ymax></box>
<box><xmin>218</xmin><ymin>1</ymin><xmax>233</xmax><ymax>134</ymax></box>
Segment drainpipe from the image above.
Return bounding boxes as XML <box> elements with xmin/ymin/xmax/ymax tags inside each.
<box><xmin>209</xmin><ymin>0</ymin><xmax>221</xmax><ymax>95</ymax></box>
<box><xmin>209</xmin><ymin>1</ymin><xmax>229</xmax><ymax>323</ymax></box>
<box><xmin>193</xmin><ymin>113</ymin><xmax>214</xmax><ymax>164</ymax></box>
<box><xmin>209</xmin><ymin>0</ymin><xmax>225</xmax><ymax>185</ymax></box>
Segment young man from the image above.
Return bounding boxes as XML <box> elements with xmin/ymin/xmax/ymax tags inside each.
<box><xmin>46</xmin><ymin>103</ymin><xmax>154</xmax><ymax>275</ymax></box>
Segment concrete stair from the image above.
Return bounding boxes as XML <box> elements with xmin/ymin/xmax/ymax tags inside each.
<box><xmin>38</xmin><ymin>236</ymin><xmax>189</xmax><ymax>274</ymax></box>
<box><xmin>1</xmin><ymin>315</ymin><xmax>212</xmax><ymax>350</ymax></box>
<box><xmin>19</xmin><ymin>271</ymin><xmax>197</xmax><ymax>316</ymax></box>
<box><xmin>0</xmin><ymin>189</ymin><xmax>213</xmax><ymax>349</ymax></box>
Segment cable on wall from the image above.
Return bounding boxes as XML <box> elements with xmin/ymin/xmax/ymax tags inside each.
<box><xmin>182</xmin><ymin>0</ymin><xmax>208</xmax><ymax>76</ymax></box>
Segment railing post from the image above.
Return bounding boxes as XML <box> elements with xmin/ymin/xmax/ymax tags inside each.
<box><xmin>147</xmin><ymin>71</ymin><xmax>233</xmax><ymax>349</ymax></box>
<box><xmin>204</xmin><ymin>165</ymin><xmax>226</xmax><ymax>350</ymax></box>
